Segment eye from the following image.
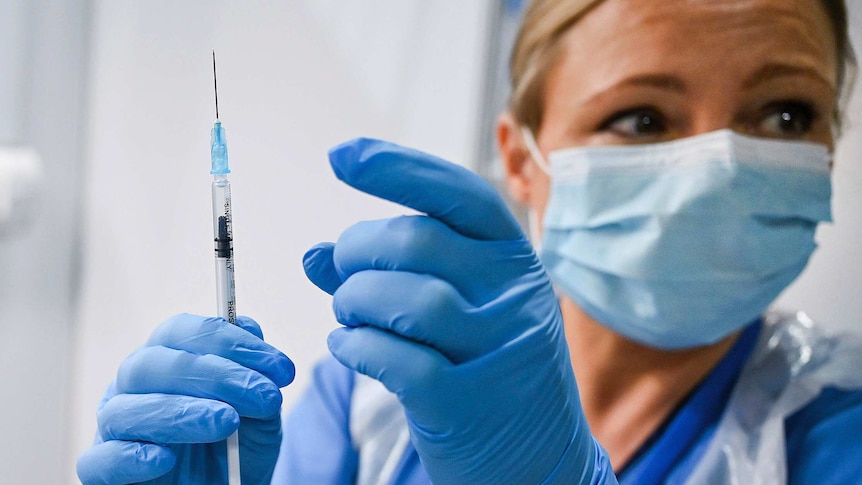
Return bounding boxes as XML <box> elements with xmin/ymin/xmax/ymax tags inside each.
<box><xmin>758</xmin><ymin>101</ymin><xmax>817</xmax><ymax>137</ymax></box>
<box><xmin>599</xmin><ymin>108</ymin><xmax>668</xmax><ymax>139</ymax></box>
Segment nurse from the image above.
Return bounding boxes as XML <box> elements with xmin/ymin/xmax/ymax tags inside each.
<box><xmin>78</xmin><ymin>0</ymin><xmax>862</xmax><ymax>483</ymax></box>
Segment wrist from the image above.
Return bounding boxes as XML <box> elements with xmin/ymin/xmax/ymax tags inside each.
<box><xmin>541</xmin><ymin>432</ymin><xmax>617</xmax><ymax>485</ymax></box>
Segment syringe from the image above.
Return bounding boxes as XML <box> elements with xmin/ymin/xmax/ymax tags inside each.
<box><xmin>210</xmin><ymin>50</ymin><xmax>241</xmax><ymax>485</ymax></box>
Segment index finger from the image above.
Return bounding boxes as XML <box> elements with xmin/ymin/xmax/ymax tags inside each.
<box><xmin>328</xmin><ymin>138</ymin><xmax>523</xmax><ymax>241</ymax></box>
<box><xmin>146</xmin><ymin>314</ymin><xmax>295</xmax><ymax>388</ymax></box>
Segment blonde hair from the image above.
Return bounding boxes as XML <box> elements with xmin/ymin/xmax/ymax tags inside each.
<box><xmin>509</xmin><ymin>0</ymin><xmax>855</xmax><ymax>133</ymax></box>
<box><xmin>508</xmin><ymin>0</ymin><xmax>604</xmax><ymax>133</ymax></box>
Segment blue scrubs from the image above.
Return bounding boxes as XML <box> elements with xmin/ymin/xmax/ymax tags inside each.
<box><xmin>275</xmin><ymin>321</ymin><xmax>862</xmax><ymax>484</ymax></box>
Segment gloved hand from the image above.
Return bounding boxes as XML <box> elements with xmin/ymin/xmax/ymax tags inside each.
<box><xmin>76</xmin><ymin>314</ymin><xmax>294</xmax><ymax>485</ymax></box>
<box><xmin>303</xmin><ymin>138</ymin><xmax>616</xmax><ymax>484</ymax></box>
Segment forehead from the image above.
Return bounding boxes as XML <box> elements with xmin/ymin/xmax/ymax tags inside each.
<box><xmin>557</xmin><ymin>0</ymin><xmax>837</xmax><ymax>90</ymax></box>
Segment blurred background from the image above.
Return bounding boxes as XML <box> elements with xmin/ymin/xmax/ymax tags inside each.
<box><xmin>0</xmin><ymin>1</ymin><xmax>858</xmax><ymax>482</ymax></box>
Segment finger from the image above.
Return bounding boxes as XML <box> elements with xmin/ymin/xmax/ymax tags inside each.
<box><xmin>98</xmin><ymin>393</ymin><xmax>239</xmax><ymax>444</ymax></box>
<box><xmin>116</xmin><ymin>346</ymin><xmax>283</xmax><ymax>419</ymax></box>
<box><xmin>77</xmin><ymin>440</ymin><xmax>175</xmax><ymax>485</ymax></box>
<box><xmin>96</xmin><ymin>380</ymin><xmax>119</xmax><ymax>413</ymax></box>
<box><xmin>146</xmin><ymin>313</ymin><xmax>295</xmax><ymax>387</ymax></box>
<box><xmin>333</xmin><ymin>215</ymin><xmax>536</xmax><ymax>305</ymax></box>
<box><xmin>303</xmin><ymin>242</ymin><xmax>343</xmax><ymax>295</ymax></box>
<box><xmin>238</xmin><ymin>415</ymin><xmax>283</xmax><ymax>477</ymax></box>
<box><xmin>235</xmin><ymin>315</ymin><xmax>264</xmax><ymax>340</ymax></box>
<box><xmin>333</xmin><ymin>270</ymin><xmax>506</xmax><ymax>363</ymax></box>
<box><xmin>326</xmin><ymin>326</ymin><xmax>451</xmax><ymax>406</ymax></box>
<box><xmin>328</xmin><ymin>138</ymin><xmax>523</xmax><ymax>241</ymax></box>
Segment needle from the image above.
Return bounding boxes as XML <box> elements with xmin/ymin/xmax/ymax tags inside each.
<box><xmin>213</xmin><ymin>50</ymin><xmax>219</xmax><ymax>120</ymax></box>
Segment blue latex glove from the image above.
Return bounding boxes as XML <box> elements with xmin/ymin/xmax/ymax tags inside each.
<box><xmin>303</xmin><ymin>138</ymin><xmax>616</xmax><ymax>484</ymax></box>
<box><xmin>76</xmin><ymin>314</ymin><xmax>294</xmax><ymax>485</ymax></box>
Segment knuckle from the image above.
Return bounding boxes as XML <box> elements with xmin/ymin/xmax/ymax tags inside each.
<box><xmin>235</xmin><ymin>315</ymin><xmax>263</xmax><ymax>338</ymax></box>
<box><xmin>398</xmin><ymin>357</ymin><xmax>445</xmax><ymax>403</ymax></box>
<box><xmin>117</xmin><ymin>346</ymin><xmax>188</xmax><ymax>393</ymax></box>
<box><xmin>149</xmin><ymin>313</ymin><xmax>196</xmax><ymax>344</ymax></box>
<box><xmin>418</xmin><ymin>277</ymin><xmax>457</xmax><ymax>314</ymax></box>
<box><xmin>240</xmin><ymin>373</ymin><xmax>283</xmax><ymax>418</ymax></box>
<box><xmin>412</xmin><ymin>358</ymin><xmax>441</xmax><ymax>383</ymax></box>
<box><xmin>95</xmin><ymin>401</ymin><xmax>115</xmax><ymax>440</ymax></box>
<box><xmin>257</xmin><ymin>384</ymin><xmax>284</xmax><ymax>418</ymax></box>
<box><xmin>115</xmin><ymin>349</ymin><xmax>147</xmax><ymax>392</ymax></box>
<box><xmin>387</xmin><ymin>216</ymin><xmax>433</xmax><ymax>256</ymax></box>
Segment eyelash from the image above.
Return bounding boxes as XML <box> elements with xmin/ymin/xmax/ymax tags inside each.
<box><xmin>598</xmin><ymin>107</ymin><xmax>667</xmax><ymax>139</ymax></box>
<box><xmin>596</xmin><ymin>100</ymin><xmax>822</xmax><ymax>139</ymax></box>
<box><xmin>757</xmin><ymin>100</ymin><xmax>819</xmax><ymax>137</ymax></box>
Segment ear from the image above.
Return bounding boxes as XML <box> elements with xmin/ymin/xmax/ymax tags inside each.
<box><xmin>496</xmin><ymin>112</ymin><xmax>533</xmax><ymax>205</ymax></box>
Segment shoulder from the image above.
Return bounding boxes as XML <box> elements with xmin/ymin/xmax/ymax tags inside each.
<box><xmin>753</xmin><ymin>313</ymin><xmax>862</xmax><ymax>394</ymax></box>
<box><xmin>684</xmin><ymin>313</ymin><xmax>862</xmax><ymax>484</ymax></box>
<box><xmin>785</xmin><ymin>386</ymin><xmax>862</xmax><ymax>485</ymax></box>
<box><xmin>272</xmin><ymin>355</ymin><xmax>359</xmax><ymax>484</ymax></box>
<box><xmin>761</xmin><ymin>313</ymin><xmax>862</xmax><ymax>484</ymax></box>
<box><xmin>310</xmin><ymin>353</ymin><xmax>357</xmax><ymax>410</ymax></box>
<box><xmin>286</xmin><ymin>354</ymin><xmax>356</xmax><ymax>435</ymax></box>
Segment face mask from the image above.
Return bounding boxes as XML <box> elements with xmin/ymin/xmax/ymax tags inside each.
<box><xmin>521</xmin><ymin>129</ymin><xmax>832</xmax><ymax>349</ymax></box>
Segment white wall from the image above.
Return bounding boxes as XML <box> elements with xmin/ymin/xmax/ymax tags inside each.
<box><xmin>70</xmin><ymin>1</ymin><xmax>492</xmax><ymax>481</ymax></box>
<box><xmin>0</xmin><ymin>1</ymin><xmax>90</xmax><ymax>483</ymax></box>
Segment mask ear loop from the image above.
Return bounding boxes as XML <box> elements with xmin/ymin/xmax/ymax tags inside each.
<box><xmin>520</xmin><ymin>126</ymin><xmax>551</xmax><ymax>176</ymax></box>
<box><xmin>518</xmin><ymin>126</ymin><xmax>550</xmax><ymax>251</ymax></box>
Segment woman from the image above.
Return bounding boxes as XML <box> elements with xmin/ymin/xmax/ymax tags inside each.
<box><xmin>495</xmin><ymin>0</ymin><xmax>862</xmax><ymax>481</ymax></box>
<box><xmin>78</xmin><ymin>0</ymin><xmax>862</xmax><ymax>483</ymax></box>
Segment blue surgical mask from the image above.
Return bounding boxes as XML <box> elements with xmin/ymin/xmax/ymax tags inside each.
<box><xmin>522</xmin><ymin>129</ymin><xmax>832</xmax><ymax>349</ymax></box>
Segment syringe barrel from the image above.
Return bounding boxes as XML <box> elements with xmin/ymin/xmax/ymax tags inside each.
<box><xmin>212</xmin><ymin>176</ymin><xmax>232</xmax><ymax>239</ymax></box>
<box><xmin>212</xmin><ymin>175</ymin><xmax>235</xmax><ymax>324</ymax></box>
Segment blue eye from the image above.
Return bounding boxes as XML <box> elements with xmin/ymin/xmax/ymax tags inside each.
<box><xmin>600</xmin><ymin>108</ymin><xmax>668</xmax><ymax>138</ymax></box>
<box><xmin>759</xmin><ymin>102</ymin><xmax>816</xmax><ymax>137</ymax></box>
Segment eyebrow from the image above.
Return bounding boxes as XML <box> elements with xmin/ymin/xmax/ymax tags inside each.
<box><xmin>579</xmin><ymin>73</ymin><xmax>687</xmax><ymax>106</ymax></box>
<box><xmin>742</xmin><ymin>62</ymin><xmax>836</xmax><ymax>92</ymax></box>
<box><xmin>615</xmin><ymin>74</ymin><xmax>687</xmax><ymax>93</ymax></box>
